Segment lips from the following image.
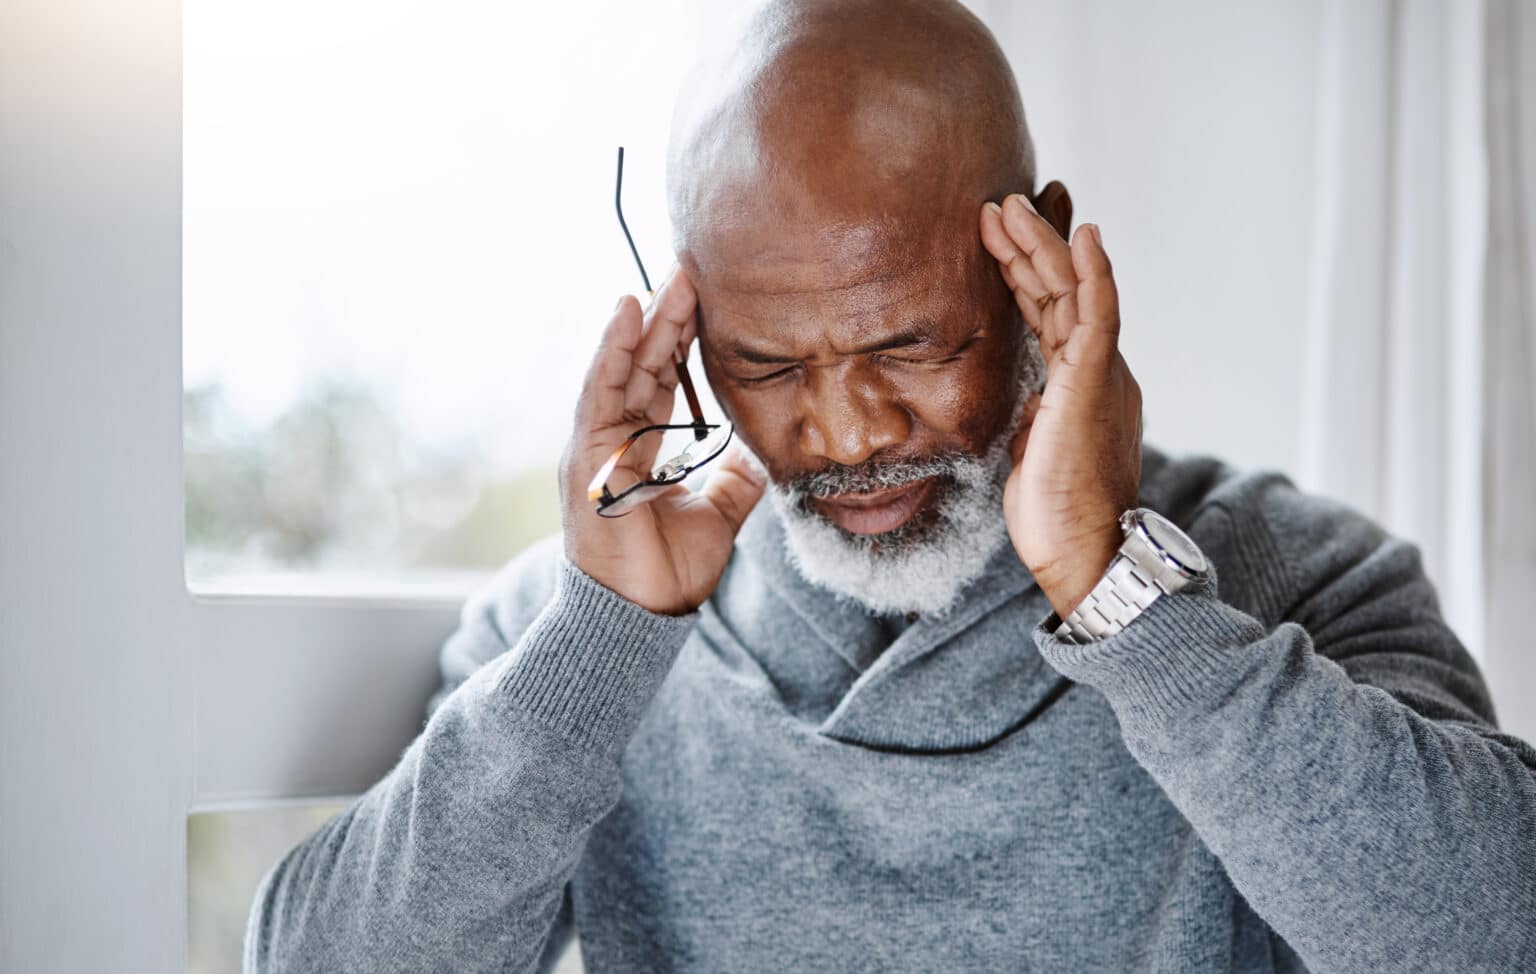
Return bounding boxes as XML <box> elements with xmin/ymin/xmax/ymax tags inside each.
<box><xmin>807</xmin><ymin>478</ymin><xmax>938</xmax><ymax>535</ymax></box>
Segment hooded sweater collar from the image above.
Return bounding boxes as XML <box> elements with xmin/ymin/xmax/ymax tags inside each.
<box><xmin>698</xmin><ymin>442</ymin><xmax>1176</xmax><ymax>752</ymax></box>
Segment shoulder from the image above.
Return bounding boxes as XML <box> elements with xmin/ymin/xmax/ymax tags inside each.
<box><xmin>1141</xmin><ymin>443</ymin><xmax>1495</xmax><ymax>725</ymax></box>
<box><xmin>1138</xmin><ymin>442</ymin><xmax>1398</xmax><ymax>629</ymax></box>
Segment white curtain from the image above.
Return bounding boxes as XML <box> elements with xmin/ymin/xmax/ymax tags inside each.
<box><xmin>1480</xmin><ymin>0</ymin><xmax>1536</xmax><ymax>740</ymax></box>
<box><xmin>1298</xmin><ymin>0</ymin><xmax>1535</xmax><ymax>738</ymax></box>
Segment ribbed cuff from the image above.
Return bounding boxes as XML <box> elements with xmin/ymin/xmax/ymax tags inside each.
<box><xmin>1033</xmin><ymin>590</ymin><xmax>1268</xmax><ymax>727</ymax></box>
<box><xmin>494</xmin><ymin>557</ymin><xmax>698</xmax><ymax>755</ymax></box>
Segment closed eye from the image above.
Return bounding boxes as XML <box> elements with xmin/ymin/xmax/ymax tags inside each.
<box><xmin>875</xmin><ymin>350</ymin><xmax>965</xmax><ymax>367</ymax></box>
<box><xmin>880</xmin><ymin>332</ymin><xmax>981</xmax><ymax>367</ymax></box>
<box><xmin>736</xmin><ymin>366</ymin><xmax>797</xmax><ymax>385</ymax></box>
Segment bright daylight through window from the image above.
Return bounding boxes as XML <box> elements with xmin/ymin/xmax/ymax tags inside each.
<box><xmin>183</xmin><ymin>3</ymin><xmax>735</xmax><ymax>971</ymax></box>
<box><xmin>184</xmin><ymin>0</ymin><xmax>729</xmax><ymax>593</ymax></box>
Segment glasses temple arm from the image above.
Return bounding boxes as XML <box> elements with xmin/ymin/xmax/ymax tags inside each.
<box><xmin>618</xmin><ymin>146</ymin><xmax>709</xmax><ymax>441</ymax></box>
<box><xmin>672</xmin><ymin>349</ymin><xmax>711</xmax><ymax>439</ymax></box>
<box><xmin>615</xmin><ymin>147</ymin><xmax>653</xmax><ymax>294</ymax></box>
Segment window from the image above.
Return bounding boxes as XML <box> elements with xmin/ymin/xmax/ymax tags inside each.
<box><xmin>183</xmin><ymin>3</ymin><xmax>747</xmax><ymax>970</ymax></box>
<box><xmin>187</xmin><ymin>805</ymin><xmax>345</xmax><ymax>974</ymax></box>
<box><xmin>187</xmin><ymin>806</ymin><xmax>588</xmax><ymax>973</ymax></box>
<box><xmin>184</xmin><ymin>0</ymin><xmax>739</xmax><ymax>588</ymax></box>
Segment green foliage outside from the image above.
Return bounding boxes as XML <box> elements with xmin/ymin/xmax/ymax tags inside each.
<box><xmin>184</xmin><ymin>380</ymin><xmax>565</xmax><ymax>971</ymax></box>
<box><xmin>185</xmin><ymin>380</ymin><xmax>561</xmax><ymax>579</ymax></box>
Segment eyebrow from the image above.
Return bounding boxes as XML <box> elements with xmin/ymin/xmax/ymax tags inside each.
<box><xmin>720</xmin><ymin>322</ymin><xmax>942</xmax><ymax>365</ymax></box>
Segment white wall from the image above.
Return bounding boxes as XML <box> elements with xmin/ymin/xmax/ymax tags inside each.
<box><xmin>971</xmin><ymin>0</ymin><xmax>1323</xmax><ymax>478</ymax></box>
<box><xmin>0</xmin><ymin>4</ymin><xmax>1524</xmax><ymax>973</ymax></box>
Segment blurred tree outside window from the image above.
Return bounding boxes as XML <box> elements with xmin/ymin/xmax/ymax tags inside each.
<box><xmin>184</xmin><ymin>379</ymin><xmax>561</xmax><ymax>582</ymax></box>
<box><xmin>181</xmin><ymin>0</ymin><xmax>737</xmax><ymax>968</ymax></box>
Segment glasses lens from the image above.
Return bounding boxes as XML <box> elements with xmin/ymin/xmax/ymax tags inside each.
<box><xmin>596</xmin><ymin>481</ymin><xmax>675</xmax><ymax>518</ymax></box>
<box><xmin>595</xmin><ymin>423</ymin><xmax>734</xmax><ymax>518</ymax></box>
<box><xmin>646</xmin><ymin>423</ymin><xmax>733</xmax><ymax>483</ymax></box>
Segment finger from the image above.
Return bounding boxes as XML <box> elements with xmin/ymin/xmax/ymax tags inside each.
<box><xmin>577</xmin><ymin>295</ymin><xmax>645</xmax><ymax>431</ymax></box>
<box><xmin>679</xmin><ymin>309</ymin><xmax>698</xmax><ymax>350</ymax></box>
<box><xmin>980</xmin><ymin>202</ymin><xmax>1046</xmax><ymax>336</ymax></box>
<box><xmin>627</xmin><ymin>338</ymin><xmax>706</xmax><ymax>482</ymax></box>
<box><xmin>1000</xmin><ymin>193</ymin><xmax>1079</xmax><ymax>354</ymax></box>
<box><xmin>637</xmin><ymin>325</ymin><xmax>701</xmax><ymax>457</ymax></box>
<box><xmin>623</xmin><ymin>267</ymin><xmax>697</xmax><ymax>421</ymax></box>
<box><xmin>637</xmin><ymin>313</ymin><xmax>706</xmax><ymax>436</ymax></box>
<box><xmin>642</xmin><ymin>366</ymin><xmax>679</xmax><ymax>427</ymax></box>
<box><xmin>1070</xmin><ymin>223</ymin><xmax>1120</xmax><ymax>340</ymax></box>
<box><xmin>699</xmin><ymin>443</ymin><xmax>767</xmax><ymax>536</ymax></box>
<box><xmin>979</xmin><ymin>201</ymin><xmax>1016</xmax><ymax>280</ymax></box>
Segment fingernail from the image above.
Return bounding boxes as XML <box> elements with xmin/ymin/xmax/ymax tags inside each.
<box><xmin>614</xmin><ymin>295</ymin><xmax>627</xmax><ymax>313</ymax></box>
<box><xmin>1018</xmin><ymin>194</ymin><xmax>1038</xmax><ymax>214</ymax></box>
<box><xmin>984</xmin><ymin>201</ymin><xmax>1002</xmax><ymax>216</ymax></box>
<box><xmin>1090</xmin><ymin>224</ymin><xmax>1104</xmax><ymax>247</ymax></box>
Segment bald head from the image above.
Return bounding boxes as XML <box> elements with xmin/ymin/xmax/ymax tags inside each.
<box><xmin>667</xmin><ymin>0</ymin><xmax>1062</xmax><ymax>551</ymax></box>
<box><xmin>659</xmin><ymin>1</ymin><xmax>1060</xmax><ymax>608</ymax></box>
<box><xmin>667</xmin><ymin>0</ymin><xmax>1035</xmax><ymax>281</ymax></box>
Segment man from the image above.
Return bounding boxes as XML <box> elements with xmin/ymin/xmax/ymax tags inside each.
<box><xmin>245</xmin><ymin>2</ymin><xmax>1536</xmax><ymax>971</ymax></box>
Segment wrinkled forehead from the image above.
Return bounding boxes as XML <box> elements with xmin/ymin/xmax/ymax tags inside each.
<box><xmin>680</xmin><ymin>199</ymin><xmax>996</xmax><ymax>357</ymax></box>
<box><xmin>681</xmin><ymin>172</ymin><xmax>985</xmax><ymax>295</ymax></box>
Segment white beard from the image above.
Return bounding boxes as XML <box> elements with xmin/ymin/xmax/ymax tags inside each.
<box><xmin>764</xmin><ymin>332</ymin><xmax>1044</xmax><ymax>619</ymax></box>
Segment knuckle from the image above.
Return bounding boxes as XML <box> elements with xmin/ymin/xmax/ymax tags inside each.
<box><xmin>1032</xmin><ymin>286</ymin><xmax>1074</xmax><ymax>314</ymax></box>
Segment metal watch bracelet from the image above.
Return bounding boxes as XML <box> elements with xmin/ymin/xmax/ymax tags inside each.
<box><xmin>1052</xmin><ymin>509</ymin><xmax>1207</xmax><ymax>645</ymax></box>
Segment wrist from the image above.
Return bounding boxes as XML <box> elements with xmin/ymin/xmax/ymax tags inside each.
<box><xmin>496</xmin><ymin>557</ymin><xmax>699</xmax><ymax>753</ymax></box>
<box><xmin>564</xmin><ymin>540</ymin><xmax>694</xmax><ymax>617</ymax></box>
<box><xmin>1045</xmin><ymin>508</ymin><xmax>1215</xmax><ymax>645</ymax></box>
<box><xmin>1036</xmin><ymin>529</ymin><xmax>1123</xmax><ymax>619</ymax></box>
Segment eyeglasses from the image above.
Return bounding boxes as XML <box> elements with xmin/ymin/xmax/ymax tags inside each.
<box><xmin>586</xmin><ymin>147</ymin><xmax>734</xmax><ymax>518</ymax></box>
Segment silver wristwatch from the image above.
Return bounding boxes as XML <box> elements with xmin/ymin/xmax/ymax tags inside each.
<box><xmin>1052</xmin><ymin>508</ymin><xmax>1211</xmax><ymax>644</ymax></box>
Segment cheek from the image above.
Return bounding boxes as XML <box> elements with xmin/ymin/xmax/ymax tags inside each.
<box><xmin>728</xmin><ymin>393</ymin><xmax>807</xmax><ymax>481</ymax></box>
<box><xmin>902</xmin><ymin>368</ymin><xmax>972</xmax><ymax>431</ymax></box>
<box><xmin>902</xmin><ymin>354</ymin><xmax>1019</xmax><ymax>449</ymax></box>
<box><xmin>701</xmin><ymin>347</ymin><xmax>1019</xmax><ymax>470</ymax></box>
<box><xmin>701</xmin><ymin>357</ymin><xmax>800</xmax><ymax>473</ymax></box>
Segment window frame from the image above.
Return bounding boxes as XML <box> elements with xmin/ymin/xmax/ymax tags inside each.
<box><xmin>0</xmin><ymin>3</ymin><xmax>460</xmax><ymax>968</ymax></box>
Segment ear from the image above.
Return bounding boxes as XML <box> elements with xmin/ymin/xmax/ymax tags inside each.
<box><xmin>1032</xmin><ymin>180</ymin><xmax>1074</xmax><ymax>241</ymax></box>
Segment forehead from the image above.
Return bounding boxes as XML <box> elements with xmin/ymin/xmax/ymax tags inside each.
<box><xmin>685</xmin><ymin>205</ymin><xmax>988</xmax><ymax>350</ymax></box>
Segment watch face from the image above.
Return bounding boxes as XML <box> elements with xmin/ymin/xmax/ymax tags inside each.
<box><xmin>1139</xmin><ymin>510</ymin><xmax>1209</xmax><ymax>574</ymax></box>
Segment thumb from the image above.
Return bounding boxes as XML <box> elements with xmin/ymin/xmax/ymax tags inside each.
<box><xmin>700</xmin><ymin>442</ymin><xmax>767</xmax><ymax>535</ymax></box>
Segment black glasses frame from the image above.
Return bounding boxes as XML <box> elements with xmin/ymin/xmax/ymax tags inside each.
<box><xmin>586</xmin><ymin>147</ymin><xmax>733</xmax><ymax>517</ymax></box>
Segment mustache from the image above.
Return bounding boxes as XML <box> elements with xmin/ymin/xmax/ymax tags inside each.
<box><xmin>776</xmin><ymin>453</ymin><xmax>971</xmax><ymax>499</ymax></box>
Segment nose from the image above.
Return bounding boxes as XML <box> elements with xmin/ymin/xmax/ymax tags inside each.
<box><xmin>797</xmin><ymin>362</ymin><xmax>912</xmax><ymax>467</ymax></box>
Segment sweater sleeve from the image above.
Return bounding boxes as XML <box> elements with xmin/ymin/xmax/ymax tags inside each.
<box><xmin>1032</xmin><ymin>479</ymin><xmax>1536</xmax><ymax>974</ymax></box>
<box><xmin>243</xmin><ymin>546</ymin><xmax>695</xmax><ymax>974</ymax></box>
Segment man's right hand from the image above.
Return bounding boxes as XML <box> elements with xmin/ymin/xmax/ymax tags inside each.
<box><xmin>559</xmin><ymin>265</ymin><xmax>766</xmax><ymax>616</ymax></box>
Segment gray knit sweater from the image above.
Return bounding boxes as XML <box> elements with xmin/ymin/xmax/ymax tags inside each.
<box><xmin>244</xmin><ymin>442</ymin><xmax>1536</xmax><ymax>973</ymax></box>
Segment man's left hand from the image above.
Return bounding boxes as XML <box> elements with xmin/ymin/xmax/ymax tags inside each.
<box><xmin>979</xmin><ymin>195</ymin><xmax>1143</xmax><ymax>620</ymax></box>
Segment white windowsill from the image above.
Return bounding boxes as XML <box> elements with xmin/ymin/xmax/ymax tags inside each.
<box><xmin>187</xmin><ymin>570</ymin><xmax>493</xmax><ymax>609</ymax></box>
